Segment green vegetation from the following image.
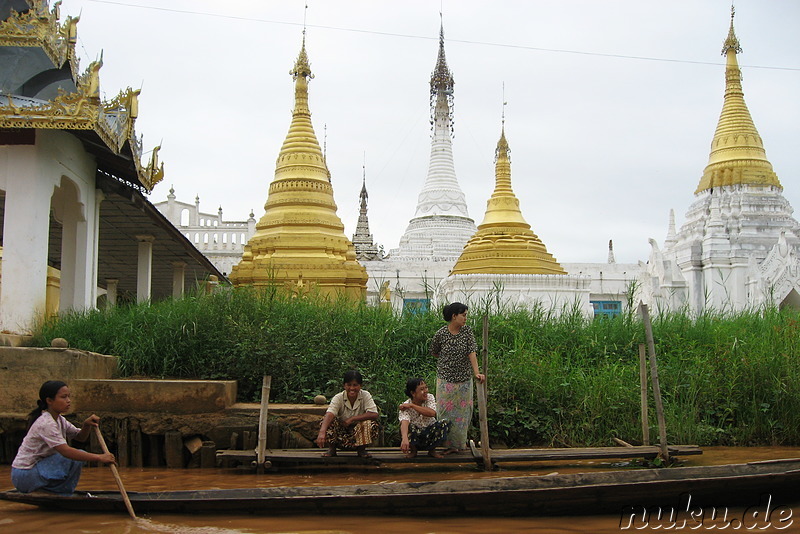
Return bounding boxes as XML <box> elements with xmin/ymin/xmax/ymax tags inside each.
<box><xmin>32</xmin><ymin>288</ymin><xmax>800</xmax><ymax>448</ymax></box>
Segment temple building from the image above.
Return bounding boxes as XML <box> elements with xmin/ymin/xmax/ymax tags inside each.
<box><xmin>228</xmin><ymin>34</ymin><xmax>367</xmax><ymax>300</ymax></box>
<box><xmin>362</xmin><ymin>24</ymin><xmax>476</xmax><ymax>311</ymax></box>
<box><xmin>437</xmin><ymin>125</ymin><xmax>591</xmax><ymax>314</ymax></box>
<box><xmin>351</xmin><ymin>169</ymin><xmax>384</xmax><ymax>262</ymax></box>
<box><xmin>0</xmin><ymin>0</ymin><xmax>223</xmax><ymax>338</ymax></box>
<box><xmin>154</xmin><ymin>188</ymin><xmax>256</xmax><ymax>277</ymax></box>
<box><xmin>643</xmin><ymin>8</ymin><xmax>800</xmax><ymax>313</ymax></box>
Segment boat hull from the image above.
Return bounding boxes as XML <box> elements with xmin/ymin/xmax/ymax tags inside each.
<box><xmin>2</xmin><ymin>458</ymin><xmax>799</xmax><ymax>516</ymax></box>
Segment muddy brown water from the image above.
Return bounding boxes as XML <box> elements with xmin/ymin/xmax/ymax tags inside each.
<box><xmin>1</xmin><ymin>447</ymin><xmax>798</xmax><ymax>533</ymax></box>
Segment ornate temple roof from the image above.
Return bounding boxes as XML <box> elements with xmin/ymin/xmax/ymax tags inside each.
<box><xmin>0</xmin><ymin>0</ymin><xmax>224</xmax><ymax>296</ymax></box>
<box><xmin>391</xmin><ymin>22</ymin><xmax>475</xmax><ymax>260</ymax></box>
<box><xmin>229</xmin><ymin>33</ymin><xmax>367</xmax><ymax>298</ymax></box>
<box><xmin>694</xmin><ymin>7</ymin><xmax>781</xmax><ymax>194</ymax></box>
<box><xmin>0</xmin><ymin>0</ymin><xmax>162</xmax><ymax>191</ymax></box>
<box><xmin>450</xmin><ymin>126</ymin><xmax>565</xmax><ymax>275</ymax></box>
<box><xmin>352</xmin><ymin>168</ymin><xmax>383</xmax><ymax>261</ymax></box>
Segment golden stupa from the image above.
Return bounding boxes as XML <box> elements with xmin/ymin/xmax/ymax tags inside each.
<box><xmin>229</xmin><ymin>35</ymin><xmax>367</xmax><ymax>299</ymax></box>
<box><xmin>694</xmin><ymin>7</ymin><xmax>781</xmax><ymax>194</ymax></box>
<box><xmin>450</xmin><ymin>126</ymin><xmax>566</xmax><ymax>275</ymax></box>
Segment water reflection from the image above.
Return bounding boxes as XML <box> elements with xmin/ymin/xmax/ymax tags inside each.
<box><xmin>1</xmin><ymin>447</ymin><xmax>798</xmax><ymax>533</ymax></box>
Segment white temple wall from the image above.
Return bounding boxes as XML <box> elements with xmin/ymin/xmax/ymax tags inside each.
<box><xmin>435</xmin><ymin>273</ymin><xmax>593</xmax><ymax>317</ymax></box>
<box><xmin>0</xmin><ymin>131</ymin><xmax>98</xmax><ymax>334</ymax></box>
<box><xmin>363</xmin><ymin>258</ymin><xmax>453</xmax><ymax>312</ymax></box>
<box><xmin>562</xmin><ymin>262</ymin><xmax>642</xmax><ymax>310</ymax></box>
<box><xmin>154</xmin><ymin>192</ymin><xmax>254</xmax><ymax>277</ymax></box>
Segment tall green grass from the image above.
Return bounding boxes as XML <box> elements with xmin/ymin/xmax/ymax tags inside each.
<box><xmin>32</xmin><ymin>289</ymin><xmax>800</xmax><ymax>447</ymax></box>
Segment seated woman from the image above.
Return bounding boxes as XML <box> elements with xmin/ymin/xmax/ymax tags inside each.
<box><xmin>315</xmin><ymin>370</ymin><xmax>380</xmax><ymax>458</ymax></box>
<box><xmin>11</xmin><ymin>380</ymin><xmax>115</xmax><ymax>494</ymax></box>
<box><xmin>399</xmin><ymin>377</ymin><xmax>451</xmax><ymax>459</ymax></box>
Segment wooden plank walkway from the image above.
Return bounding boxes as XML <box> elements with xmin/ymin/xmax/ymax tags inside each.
<box><xmin>217</xmin><ymin>444</ymin><xmax>702</xmax><ymax>468</ymax></box>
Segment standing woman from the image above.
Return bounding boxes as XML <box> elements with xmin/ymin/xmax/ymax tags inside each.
<box><xmin>11</xmin><ymin>380</ymin><xmax>114</xmax><ymax>493</ymax></box>
<box><xmin>430</xmin><ymin>302</ymin><xmax>486</xmax><ymax>454</ymax></box>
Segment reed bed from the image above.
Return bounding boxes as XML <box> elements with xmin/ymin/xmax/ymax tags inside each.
<box><xmin>33</xmin><ymin>289</ymin><xmax>800</xmax><ymax>447</ymax></box>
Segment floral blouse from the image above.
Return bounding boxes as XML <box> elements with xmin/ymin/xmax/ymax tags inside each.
<box><xmin>430</xmin><ymin>324</ymin><xmax>478</xmax><ymax>383</ymax></box>
<box><xmin>398</xmin><ymin>392</ymin><xmax>438</xmax><ymax>430</ymax></box>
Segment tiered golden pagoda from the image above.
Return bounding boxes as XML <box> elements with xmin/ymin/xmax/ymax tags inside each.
<box><xmin>229</xmin><ymin>35</ymin><xmax>367</xmax><ymax>299</ymax></box>
<box><xmin>694</xmin><ymin>7</ymin><xmax>781</xmax><ymax>194</ymax></box>
<box><xmin>450</xmin><ymin>126</ymin><xmax>566</xmax><ymax>275</ymax></box>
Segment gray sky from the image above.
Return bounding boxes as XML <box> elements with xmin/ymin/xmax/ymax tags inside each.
<box><xmin>61</xmin><ymin>1</ymin><xmax>800</xmax><ymax>264</ymax></box>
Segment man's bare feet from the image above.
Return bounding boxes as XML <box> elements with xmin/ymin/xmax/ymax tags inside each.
<box><xmin>322</xmin><ymin>447</ymin><xmax>337</xmax><ymax>457</ymax></box>
<box><xmin>428</xmin><ymin>449</ymin><xmax>444</xmax><ymax>459</ymax></box>
<box><xmin>442</xmin><ymin>447</ymin><xmax>460</xmax><ymax>456</ymax></box>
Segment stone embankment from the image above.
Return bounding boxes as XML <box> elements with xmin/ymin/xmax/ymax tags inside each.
<box><xmin>0</xmin><ymin>345</ymin><xmax>326</xmax><ymax>468</ymax></box>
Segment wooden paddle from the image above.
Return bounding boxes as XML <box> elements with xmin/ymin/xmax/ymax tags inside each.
<box><xmin>93</xmin><ymin>426</ymin><xmax>136</xmax><ymax>519</ymax></box>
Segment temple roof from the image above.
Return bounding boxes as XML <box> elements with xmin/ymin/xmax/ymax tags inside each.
<box><xmin>410</xmin><ymin>22</ymin><xmax>471</xmax><ymax>220</ymax></box>
<box><xmin>229</xmin><ymin>33</ymin><xmax>366</xmax><ymax>298</ymax></box>
<box><xmin>0</xmin><ymin>0</ymin><xmax>223</xmax><ymax>293</ymax></box>
<box><xmin>352</xmin><ymin>168</ymin><xmax>383</xmax><ymax>261</ymax></box>
<box><xmin>0</xmin><ymin>0</ymin><xmax>163</xmax><ymax>192</ymax></box>
<box><xmin>451</xmin><ymin>126</ymin><xmax>565</xmax><ymax>275</ymax></box>
<box><xmin>694</xmin><ymin>7</ymin><xmax>781</xmax><ymax>194</ymax></box>
<box><xmin>392</xmin><ymin>22</ymin><xmax>475</xmax><ymax>260</ymax></box>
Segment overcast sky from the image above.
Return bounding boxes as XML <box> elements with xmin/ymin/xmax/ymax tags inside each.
<box><xmin>60</xmin><ymin>1</ymin><xmax>800</xmax><ymax>264</ymax></box>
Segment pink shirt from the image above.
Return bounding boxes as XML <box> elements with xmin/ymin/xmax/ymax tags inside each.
<box><xmin>12</xmin><ymin>412</ymin><xmax>80</xmax><ymax>469</ymax></box>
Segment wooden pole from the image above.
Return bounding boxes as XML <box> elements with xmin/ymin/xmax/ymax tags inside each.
<box><xmin>255</xmin><ymin>375</ymin><xmax>272</xmax><ymax>472</ymax></box>
<box><xmin>638</xmin><ymin>343</ymin><xmax>650</xmax><ymax>446</ymax></box>
<box><xmin>639</xmin><ymin>303</ymin><xmax>670</xmax><ymax>463</ymax></box>
<box><xmin>93</xmin><ymin>426</ymin><xmax>136</xmax><ymax>520</ymax></box>
<box><xmin>481</xmin><ymin>314</ymin><xmax>489</xmax><ymax>376</ymax></box>
<box><xmin>477</xmin><ymin>315</ymin><xmax>492</xmax><ymax>470</ymax></box>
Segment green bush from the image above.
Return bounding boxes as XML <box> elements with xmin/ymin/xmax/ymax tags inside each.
<box><xmin>32</xmin><ymin>289</ymin><xmax>800</xmax><ymax>447</ymax></box>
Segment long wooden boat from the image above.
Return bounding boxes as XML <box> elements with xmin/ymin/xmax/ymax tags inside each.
<box><xmin>2</xmin><ymin>458</ymin><xmax>799</xmax><ymax>516</ymax></box>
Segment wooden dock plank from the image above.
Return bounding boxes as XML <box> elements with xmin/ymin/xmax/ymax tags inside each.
<box><xmin>217</xmin><ymin>444</ymin><xmax>702</xmax><ymax>467</ymax></box>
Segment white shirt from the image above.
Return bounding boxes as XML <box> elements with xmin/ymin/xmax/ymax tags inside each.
<box><xmin>326</xmin><ymin>390</ymin><xmax>378</xmax><ymax>420</ymax></box>
<box><xmin>12</xmin><ymin>412</ymin><xmax>80</xmax><ymax>469</ymax></box>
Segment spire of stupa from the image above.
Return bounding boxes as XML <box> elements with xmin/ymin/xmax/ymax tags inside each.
<box><xmin>694</xmin><ymin>6</ymin><xmax>781</xmax><ymax>194</ymax></box>
<box><xmin>392</xmin><ymin>21</ymin><xmax>475</xmax><ymax>260</ymax></box>
<box><xmin>412</xmin><ymin>22</ymin><xmax>470</xmax><ymax>219</ymax></box>
<box><xmin>450</xmin><ymin>124</ymin><xmax>566</xmax><ymax>275</ymax></box>
<box><xmin>607</xmin><ymin>240</ymin><xmax>616</xmax><ymax>264</ymax></box>
<box><xmin>352</xmin><ymin>164</ymin><xmax>383</xmax><ymax>261</ymax></box>
<box><xmin>229</xmin><ymin>33</ymin><xmax>367</xmax><ymax>298</ymax></box>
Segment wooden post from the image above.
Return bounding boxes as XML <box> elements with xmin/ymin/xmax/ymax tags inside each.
<box><xmin>477</xmin><ymin>315</ymin><xmax>492</xmax><ymax>471</ymax></box>
<box><xmin>200</xmin><ymin>441</ymin><xmax>217</xmax><ymax>468</ymax></box>
<box><xmin>256</xmin><ymin>376</ymin><xmax>272</xmax><ymax>472</ymax></box>
<box><xmin>267</xmin><ymin>421</ymin><xmax>281</xmax><ymax>449</ymax></box>
<box><xmin>130</xmin><ymin>427</ymin><xmax>143</xmax><ymax>468</ymax></box>
<box><xmin>639</xmin><ymin>302</ymin><xmax>670</xmax><ymax>463</ymax></box>
<box><xmin>638</xmin><ymin>344</ymin><xmax>650</xmax><ymax>446</ymax></box>
<box><xmin>116</xmin><ymin>418</ymin><xmax>129</xmax><ymax>468</ymax></box>
<box><xmin>148</xmin><ymin>434</ymin><xmax>163</xmax><ymax>467</ymax></box>
<box><xmin>164</xmin><ymin>430</ymin><xmax>184</xmax><ymax>469</ymax></box>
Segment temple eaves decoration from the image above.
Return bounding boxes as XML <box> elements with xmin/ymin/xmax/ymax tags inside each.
<box><xmin>0</xmin><ymin>1</ymin><xmax>163</xmax><ymax>191</ymax></box>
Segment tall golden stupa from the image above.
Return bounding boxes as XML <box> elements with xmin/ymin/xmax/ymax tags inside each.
<box><xmin>694</xmin><ymin>8</ymin><xmax>781</xmax><ymax>194</ymax></box>
<box><xmin>450</xmin><ymin>126</ymin><xmax>566</xmax><ymax>275</ymax></box>
<box><xmin>229</xmin><ymin>35</ymin><xmax>367</xmax><ymax>299</ymax></box>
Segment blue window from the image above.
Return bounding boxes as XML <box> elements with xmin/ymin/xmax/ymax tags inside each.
<box><xmin>403</xmin><ymin>298</ymin><xmax>429</xmax><ymax>315</ymax></box>
<box><xmin>591</xmin><ymin>300</ymin><xmax>621</xmax><ymax>319</ymax></box>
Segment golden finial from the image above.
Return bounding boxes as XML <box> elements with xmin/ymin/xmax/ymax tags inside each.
<box><xmin>496</xmin><ymin>85</ymin><xmax>509</xmax><ymax>163</ymax></box>
<box><xmin>291</xmin><ymin>4</ymin><xmax>313</xmax><ymax>81</ymax></box>
<box><xmin>722</xmin><ymin>3</ymin><xmax>742</xmax><ymax>55</ymax></box>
